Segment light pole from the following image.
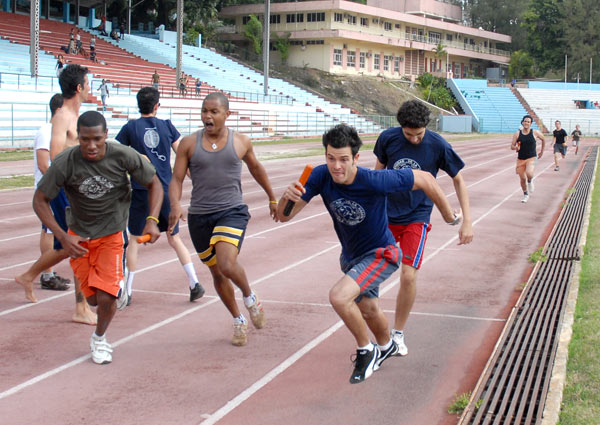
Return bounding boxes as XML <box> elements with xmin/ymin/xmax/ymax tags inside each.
<box><xmin>263</xmin><ymin>0</ymin><xmax>270</xmax><ymax>97</ymax></box>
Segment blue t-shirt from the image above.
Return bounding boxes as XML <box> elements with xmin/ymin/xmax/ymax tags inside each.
<box><xmin>373</xmin><ymin>127</ymin><xmax>464</xmax><ymax>224</ymax></box>
<box><xmin>301</xmin><ymin>164</ymin><xmax>414</xmax><ymax>263</ymax></box>
<box><xmin>116</xmin><ymin>117</ymin><xmax>180</xmax><ymax>190</ymax></box>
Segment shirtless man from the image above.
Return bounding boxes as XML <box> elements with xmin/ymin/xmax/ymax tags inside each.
<box><xmin>16</xmin><ymin>64</ymin><xmax>97</xmax><ymax>325</ymax></box>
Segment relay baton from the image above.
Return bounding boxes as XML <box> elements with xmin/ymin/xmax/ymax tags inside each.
<box><xmin>137</xmin><ymin>234</ymin><xmax>152</xmax><ymax>243</ymax></box>
<box><xmin>283</xmin><ymin>164</ymin><xmax>314</xmax><ymax>216</ymax></box>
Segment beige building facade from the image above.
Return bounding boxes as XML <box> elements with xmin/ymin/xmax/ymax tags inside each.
<box><xmin>219</xmin><ymin>0</ymin><xmax>511</xmax><ymax>79</ymax></box>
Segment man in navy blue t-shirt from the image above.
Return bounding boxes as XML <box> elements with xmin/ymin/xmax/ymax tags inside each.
<box><xmin>374</xmin><ymin>100</ymin><xmax>473</xmax><ymax>356</ymax></box>
<box><xmin>277</xmin><ymin>124</ymin><xmax>457</xmax><ymax>384</ymax></box>
<box><xmin>116</xmin><ymin>87</ymin><xmax>204</xmax><ymax>306</ymax></box>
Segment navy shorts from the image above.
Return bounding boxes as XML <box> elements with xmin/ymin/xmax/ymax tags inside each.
<box><xmin>128</xmin><ymin>188</ymin><xmax>178</xmax><ymax>236</ymax></box>
<box><xmin>341</xmin><ymin>245</ymin><xmax>400</xmax><ymax>303</ymax></box>
<box><xmin>50</xmin><ymin>188</ymin><xmax>69</xmax><ymax>250</ymax></box>
<box><xmin>188</xmin><ymin>204</ymin><xmax>250</xmax><ymax>267</ymax></box>
<box><xmin>554</xmin><ymin>144</ymin><xmax>567</xmax><ymax>156</ymax></box>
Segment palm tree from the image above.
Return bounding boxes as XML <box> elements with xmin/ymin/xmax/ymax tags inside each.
<box><xmin>432</xmin><ymin>42</ymin><xmax>447</xmax><ymax>73</ymax></box>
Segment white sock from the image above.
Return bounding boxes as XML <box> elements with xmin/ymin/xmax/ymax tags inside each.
<box><xmin>243</xmin><ymin>292</ymin><xmax>256</xmax><ymax>307</ymax></box>
<box><xmin>41</xmin><ymin>272</ymin><xmax>53</xmax><ymax>279</ymax></box>
<box><xmin>92</xmin><ymin>332</ymin><xmax>105</xmax><ymax>339</ymax></box>
<box><xmin>358</xmin><ymin>342</ymin><xmax>374</xmax><ymax>351</ymax></box>
<box><xmin>378</xmin><ymin>338</ymin><xmax>393</xmax><ymax>351</ymax></box>
<box><xmin>126</xmin><ymin>271</ymin><xmax>135</xmax><ymax>296</ymax></box>
<box><xmin>234</xmin><ymin>314</ymin><xmax>247</xmax><ymax>325</ymax></box>
<box><xmin>183</xmin><ymin>263</ymin><xmax>198</xmax><ymax>289</ymax></box>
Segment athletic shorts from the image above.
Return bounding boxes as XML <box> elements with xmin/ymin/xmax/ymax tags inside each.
<box><xmin>188</xmin><ymin>204</ymin><xmax>250</xmax><ymax>267</ymax></box>
<box><xmin>341</xmin><ymin>245</ymin><xmax>400</xmax><ymax>303</ymax></box>
<box><xmin>41</xmin><ymin>223</ymin><xmax>52</xmax><ymax>234</ymax></box>
<box><xmin>554</xmin><ymin>144</ymin><xmax>567</xmax><ymax>156</ymax></box>
<box><xmin>69</xmin><ymin>230</ymin><xmax>125</xmax><ymax>299</ymax></box>
<box><xmin>388</xmin><ymin>222</ymin><xmax>432</xmax><ymax>269</ymax></box>
<box><xmin>516</xmin><ymin>157</ymin><xmax>536</xmax><ymax>175</ymax></box>
<box><xmin>50</xmin><ymin>188</ymin><xmax>69</xmax><ymax>250</ymax></box>
<box><xmin>128</xmin><ymin>188</ymin><xmax>178</xmax><ymax>236</ymax></box>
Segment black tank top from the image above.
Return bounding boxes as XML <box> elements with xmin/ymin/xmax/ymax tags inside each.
<box><xmin>517</xmin><ymin>130</ymin><xmax>536</xmax><ymax>160</ymax></box>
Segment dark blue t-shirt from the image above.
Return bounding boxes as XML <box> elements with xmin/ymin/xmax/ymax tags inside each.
<box><xmin>301</xmin><ymin>164</ymin><xmax>414</xmax><ymax>263</ymax></box>
<box><xmin>373</xmin><ymin>127</ymin><xmax>464</xmax><ymax>224</ymax></box>
<box><xmin>116</xmin><ymin>117</ymin><xmax>181</xmax><ymax>190</ymax></box>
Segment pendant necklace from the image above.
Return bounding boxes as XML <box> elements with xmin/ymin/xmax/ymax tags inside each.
<box><xmin>211</xmin><ymin>142</ymin><xmax>218</xmax><ymax>150</ymax></box>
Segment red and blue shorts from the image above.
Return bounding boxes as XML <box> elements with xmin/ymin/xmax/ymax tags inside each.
<box><xmin>341</xmin><ymin>245</ymin><xmax>400</xmax><ymax>303</ymax></box>
<box><xmin>389</xmin><ymin>222</ymin><xmax>432</xmax><ymax>270</ymax></box>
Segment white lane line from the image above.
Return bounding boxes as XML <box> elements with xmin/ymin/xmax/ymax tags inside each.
<box><xmin>0</xmin><ymin>214</ymin><xmax>36</xmax><ymax>223</ymax></box>
<box><xmin>0</xmin><ymin>200</ymin><xmax>31</xmax><ymax>207</ymax></box>
<box><xmin>0</xmin><ymin>232</ymin><xmax>39</xmax><ymax>243</ymax></box>
<box><xmin>0</xmin><ymin>244</ymin><xmax>340</xmax><ymax>400</ymax></box>
<box><xmin>0</xmin><ymin>291</ymin><xmax>73</xmax><ymax>316</ymax></box>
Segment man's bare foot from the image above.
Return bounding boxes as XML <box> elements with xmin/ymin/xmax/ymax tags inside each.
<box><xmin>15</xmin><ymin>274</ymin><xmax>37</xmax><ymax>303</ymax></box>
<box><xmin>72</xmin><ymin>302</ymin><xmax>97</xmax><ymax>325</ymax></box>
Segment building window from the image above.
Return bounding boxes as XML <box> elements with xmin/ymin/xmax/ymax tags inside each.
<box><xmin>446</xmin><ymin>34</ymin><xmax>453</xmax><ymax>42</ymax></box>
<box><xmin>360</xmin><ymin>52</ymin><xmax>366</xmax><ymax>68</ymax></box>
<box><xmin>334</xmin><ymin>13</ymin><xmax>343</xmax><ymax>22</ymax></box>
<box><xmin>429</xmin><ymin>31</ymin><xmax>441</xmax><ymax>44</ymax></box>
<box><xmin>286</xmin><ymin>14</ymin><xmax>296</xmax><ymax>23</ymax></box>
<box><xmin>333</xmin><ymin>49</ymin><xmax>343</xmax><ymax>66</ymax></box>
<box><xmin>347</xmin><ymin>51</ymin><xmax>356</xmax><ymax>67</ymax></box>
<box><xmin>384</xmin><ymin>22</ymin><xmax>392</xmax><ymax>31</ymax></box>
<box><xmin>347</xmin><ymin>15</ymin><xmax>356</xmax><ymax>25</ymax></box>
<box><xmin>290</xmin><ymin>40</ymin><xmax>303</xmax><ymax>46</ymax></box>
<box><xmin>394</xmin><ymin>56</ymin><xmax>400</xmax><ymax>73</ymax></box>
<box><xmin>395</xmin><ymin>23</ymin><xmax>401</xmax><ymax>29</ymax></box>
<box><xmin>383</xmin><ymin>55</ymin><xmax>390</xmax><ymax>71</ymax></box>
<box><xmin>242</xmin><ymin>16</ymin><xmax>251</xmax><ymax>25</ymax></box>
<box><xmin>297</xmin><ymin>13</ymin><xmax>304</xmax><ymax>23</ymax></box>
<box><xmin>360</xmin><ymin>17</ymin><xmax>368</xmax><ymax>27</ymax></box>
<box><xmin>270</xmin><ymin>14</ymin><xmax>280</xmax><ymax>24</ymax></box>
<box><xmin>374</xmin><ymin>54</ymin><xmax>380</xmax><ymax>69</ymax></box>
<box><xmin>306</xmin><ymin>40</ymin><xmax>324</xmax><ymax>45</ymax></box>
<box><xmin>307</xmin><ymin>12</ymin><xmax>325</xmax><ymax>22</ymax></box>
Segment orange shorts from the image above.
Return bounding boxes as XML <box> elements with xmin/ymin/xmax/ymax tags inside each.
<box><xmin>69</xmin><ymin>230</ymin><xmax>125</xmax><ymax>298</ymax></box>
<box><xmin>516</xmin><ymin>157</ymin><xmax>535</xmax><ymax>175</ymax></box>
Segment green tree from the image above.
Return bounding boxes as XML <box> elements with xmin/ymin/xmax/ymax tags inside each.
<box><xmin>509</xmin><ymin>50</ymin><xmax>534</xmax><ymax>79</ymax></box>
<box><xmin>522</xmin><ymin>0</ymin><xmax>566</xmax><ymax>75</ymax></box>
<box><xmin>243</xmin><ymin>14</ymin><xmax>262</xmax><ymax>55</ymax></box>
<box><xmin>273</xmin><ymin>32</ymin><xmax>291</xmax><ymax>64</ymax></box>
<box><xmin>562</xmin><ymin>0</ymin><xmax>600</xmax><ymax>82</ymax></box>
<box><xmin>469</xmin><ymin>0</ymin><xmax>529</xmax><ymax>51</ymax></box>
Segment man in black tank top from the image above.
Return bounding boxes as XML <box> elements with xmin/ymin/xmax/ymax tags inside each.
<box><xmin>168</xmin><ymin>92</ymin><xmax>279</xmax><ymax>347</ymax></box>
<box><xmin>552</xmin><ymin>120</ymin><xmax>568</xmax><ymax>171</ymax></box>
<box><xmin>511</xmin><ymin>115</ymin><xmax>546</xmax><ymax>203</ymax></box>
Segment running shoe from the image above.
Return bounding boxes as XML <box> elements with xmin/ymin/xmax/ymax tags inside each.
<box><xmin>54</xmin><ymin>273</ymin><xmax>71</xmax><ymax>285</ymax></box>
<box><xmin>527</xmin><ymin>180</ymin><xmax>535</xmax><ymax>194</ymax></box>
<box><xmin>350</xmin><ymin>346</ymin><xmax>380</xmax><ymax>384</ymax></box>
<box><xmin>392</xmin><ymin>331</ymin><xmax>409</xmax><ymax>356</ymax></box>
<box><xmin>246</xmin><ymin>296</ymin><xmax>266</xmax><ymax>329</ymax></box>
<box><xmin>232</xmin><ymin>321</ymin><xmax>248</xmax><ymax>346</ymax></box>
<box><xmin>375</xmin><ymin>340</ymin><xmax>399</xmax><ymax>370</ymax></box>
<box><xmin>521</xmin><ymin>193</ymin><xmax>529</xmax><ymax>203</ymax></box>
<box><xmin>116</xmin><ymin>281</ymin><xmax>128</xmax><ymax>310</ymax></box>
<box><xmin>90</xmin><ymin>334</ymin><xmax>113</xmax><ymax>365</ymax></box>
<box><xmin>40</xmin><ymin>274</ymin><xmax>69</xmax><ymax>291</ymax></box>
<box><xmin>190</xmin><ymin>282</ymin><xmax>205</xmax><ymax>302</ymax></box>
<box><xmin>554</xmin><ymin>166</ymin><xmax>560</xmax><ymax>171</ymax></box>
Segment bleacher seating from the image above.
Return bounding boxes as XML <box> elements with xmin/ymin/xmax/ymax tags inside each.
<box><xmin>451</xmin><ymin>79</ymin><xmax>537</xmax><ymax>133</ymax></box>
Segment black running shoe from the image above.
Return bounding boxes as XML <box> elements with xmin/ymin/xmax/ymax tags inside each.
<box><xmin>349</xmin><ymin>346</ymin><xmax>380</xmax><ymax>384</ymax></box>
<box><xmin>190</xmin><ymin>282</ymin><xmax>205</xmax><ymax>302</ymax></box>
<box><xmin>375</xmin><ymin>340</ymin><xmax>399</xmax><ymax>370</ymax></box>
<box><xmin>40</xmin><ymin>275</ymin><xmax>69</xmax><ymax>291</ymax></box>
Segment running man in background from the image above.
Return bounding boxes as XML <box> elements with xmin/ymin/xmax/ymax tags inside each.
<box><xmin>571</xmin><ymin>124</ymin><xmax>582</xmax><ymax>155</ymax></box>
<box><xmin>32</xmin><ymin>93</ymin><xmax>70</xmax><ymax>291</ymax></box>
<box><xmin>116</xmin><ymin>86</ymin><xmax>205</xmax><ymax>305</ymax></box>
<box><xmin>511</xmin><ymin>115</ymin><xmax>545</xmax><ymax>203</ymax></box>
<box><xmin>33</xmin><ymin>111</ymin><xmax>162</xmax><ymax>364</ymax></box>
<box><xmin>277</xmin><ymin>124</ymin><xmax>458</xmax><ymax>384</ymax></box>
<box><xmin>373</xmin><ymin>100</ymin><xmax>473</xmax><ymax>356</ymax></box>
<box><xmin>16</xmin><ymin>64</ymin><xmax>97</xmax><ymax>324</ymax></box>
<box><xmin>97</xmin><ymin>79</ymin><xmax>109</xmax><ymax>112</ymax></box>
<box><xmin>169</xmin><ymin>92</ymin><xmax>277</xmax><ymax>347</ymax></box>
<box><xmin>552</xmin><ymin>120</ymin><xmax>568</xmax><ymax>171</ymax></box>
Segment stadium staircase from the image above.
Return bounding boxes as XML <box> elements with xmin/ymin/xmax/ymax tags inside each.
<box><xmin>509</xmin><ymin>87</ymin><xmax>548</xmax><ymax>133</ymax></box>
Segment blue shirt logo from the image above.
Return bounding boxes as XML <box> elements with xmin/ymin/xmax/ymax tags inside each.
<box><xmin>393</xmin><ymin>158</ymin><xmax>421</xmax><ymax>170</ymax></box>
<box><xmin>330</xmin><ymin>198</ymin><xmax>366</xmax><ymax>226</ymax></box>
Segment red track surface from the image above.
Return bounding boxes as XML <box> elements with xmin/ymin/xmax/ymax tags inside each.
<box><xmin>0</xmin><ymin>137</ymin><xmax>594</xmax><ymax>425</ymax></box>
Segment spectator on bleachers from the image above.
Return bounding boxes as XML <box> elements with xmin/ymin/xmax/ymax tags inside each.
<box><xmin>69</xmin><ymin>28</ymin><xmax>74</xmax><ymax>41</ymax></box>
<box><xmin>98</xmin><ymin>79</ymin><xmax>110</xmax><ymax>111</ymax></box>
<box><xmin>195</xmin><ymin>78</ymin><xmax>202</xmax><ymax>96</ymax></box>
<box><xmin>90</xmin><ymin>49</ymin><xmax>97</xmax><ymax>63</ymax></box>
<box><xmin>111</xmin><ymin>29</ymin><xmax>120</xmax><ymax>43</ymax></box>
<box><xmin>68</xmin><ymin>38</ymin><xmax>76</xmax><ymax>54</ymax></box>
<box><xmin>152</xmin><ymin>70</ymin><xmax>160</xmax><ymax>90</ymax></box>
<box><xmin>179</xmin><ymin>75</ymin><xmax>188</xmax><ymax>97</ymax></box>
<box><xmin>95</xmin><ymin>15</ymin><xmax>108</xmax><ymax>36</ymax></box>
<box><xmin>90</xmin><ymin>35</ymin><xmax>96</xmax><ymax>52</ymax></box>
<box><xmin>56</xmin><ymin>54</ymin><xmax>66</xmax><ymax>77</ymax></box>
<box><xmin>120</xmin><ymin>21</ymin><xmax>125</xmax><ymax>40</ymax></box>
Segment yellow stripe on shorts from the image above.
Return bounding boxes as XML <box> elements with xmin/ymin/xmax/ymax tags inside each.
<box><xmin>213</xmin><ymin>226</ymin><xmax>244</xmax><ymax>236</ymax></box>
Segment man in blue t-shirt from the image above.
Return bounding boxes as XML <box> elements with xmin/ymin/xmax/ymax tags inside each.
<box><xmin>277</xmin><ymin>124</ymin><xmax>458</xmax><ymax>384</ymax></box>
<box><xmin>116</xmin><ymin>87</ymin><xmax>205</xmax><ymax>306</ymax></box>
<box><xmin>373</xmin><ymin>100</ymin><xmax>473</xmax><ymax>356</ymax></box>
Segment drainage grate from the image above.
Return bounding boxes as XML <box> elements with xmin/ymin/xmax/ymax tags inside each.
<box><xmin>459</xmin><ymin>147</ymin><xmax>598</xmax><ymax>425</ymax></box>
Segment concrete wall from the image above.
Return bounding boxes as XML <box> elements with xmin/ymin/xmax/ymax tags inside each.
<box><xmin>441</xmin><ymin>114</ymin><xmax>472</xmax><ymax>133</ymax></box>
<box><xmin>367</xmin><ymin>0</ymin><xmax>461</xmax><ymax>21</ymax></box>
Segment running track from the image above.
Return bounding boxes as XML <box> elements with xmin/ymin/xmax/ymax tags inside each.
<box><xmin>0</xmin><ymin>137</ymin><xmax>594</xmax><ymax>425</ymax></box>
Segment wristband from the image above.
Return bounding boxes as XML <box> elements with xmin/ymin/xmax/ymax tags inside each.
<box><xmin>146</xmin><ymin>215</ymin><xmax>159</xmax><ymax>224</ymax></box>
<box><xmin>269</xmin><ymin>200</ymin><xmax>278</xmax><ymax>204</ymax></box>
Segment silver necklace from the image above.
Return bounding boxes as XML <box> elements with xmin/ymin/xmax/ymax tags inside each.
<box><xmin>211</xmin><ymin>142</ymin><xmax>218</xmax><ymax>150</ymax></box>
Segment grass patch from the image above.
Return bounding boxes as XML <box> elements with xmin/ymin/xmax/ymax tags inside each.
<box><xmin>528</xmin><ymin>247</ymin><xmax>548</xmax><ymax>263</ymax></box>
<box><xmin>448</xmin><ymin>392</ymin><xmax>482</xmax><ymax>414</ymax></box>
<box><xmin>0</xmin><ymin>150</ymin><xmax>33</xmax><ymax>162</ymax></box>
<box><xmin>0</xmin><ymin>175</ymin><xmax>34</xmax><ymax>190</ymax></box>
<box><xmin>558</xmin><ymin>160</ymin><xmax>600</xmax><ymax>424</ymax></box>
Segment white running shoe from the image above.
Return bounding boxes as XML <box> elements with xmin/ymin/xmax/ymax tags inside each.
<box><xmin>90</xmin><ymin>334</ymin><xmax>113</xmax><ymax>364</ymax></box>
<box><xmin>527</xmin><ymin>180</ymin><xmax>534</xmax><ymax>193</ymax></box>
<box><xmin>521</xmin><ymin>193</ymin><xmax>529</xmax><ymax>203</ymax></box>
<box><xmin>391</xmin><ymin>331</ymin><xmax>408</xmax><ymax>356</ymax></box>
